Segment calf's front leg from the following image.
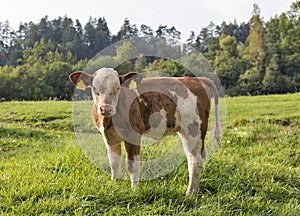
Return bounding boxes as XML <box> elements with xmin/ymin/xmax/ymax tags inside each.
<box><xmin>106</xmin><ymin>144</ymin><xmax>122</xmax><ymax>180</ymax></box>
<box><xmin>124</xmin><ymin>141</ymin><xmax>141</xmax><ymax>188</ymax></box>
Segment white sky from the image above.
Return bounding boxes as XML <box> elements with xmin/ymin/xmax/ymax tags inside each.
<box><xmin>1</xmin><ymin>0</ymin><xmax>295</xmax><ymax>41</ymax></box>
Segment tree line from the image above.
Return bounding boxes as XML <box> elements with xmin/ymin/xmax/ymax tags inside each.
<box><xmin>0</xmin><ymin>1</ymin><xmax>299</xmax><ymax>100</ymax></box>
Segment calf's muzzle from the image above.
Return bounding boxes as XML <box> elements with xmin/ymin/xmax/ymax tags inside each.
<box><xmin>99</xmin><ymin>104</ymin><xmax>113</xmax><ymax>116</ymax></box>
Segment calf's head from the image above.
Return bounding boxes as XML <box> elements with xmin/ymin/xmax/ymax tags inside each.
<box><xmin>69</xmin><ymin>68</ymin><xmax>142</xmax><ymax>116</ymax></box>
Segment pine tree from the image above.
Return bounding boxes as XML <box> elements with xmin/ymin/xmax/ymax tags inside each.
<box><xmin>239</xmin><ymin>4</ymin><xmax>266</xmax><ymax>95</ymax></box>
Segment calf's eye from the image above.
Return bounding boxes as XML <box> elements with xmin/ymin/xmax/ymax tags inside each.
<box><xmin>110</xmin><ymin>91</ymin><xmax>116</xmax><ymax>96</ymax></box>
<box><xmin>109</xmin><ymin>87</ymin><xmax>120</xmax><ymax>96</ymax></box>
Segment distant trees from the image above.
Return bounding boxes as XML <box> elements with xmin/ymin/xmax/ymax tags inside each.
<box><xmin>0</xmin><ymin>38</ymin><xmax>76</xmax><ymax>100</ymax></box>
<box><xmin>214</xmin><ymin>35</ymin><xmax>242</xmax><ymax>94</ymax></box>
<box><xmin>82</xmin><ymin>17</ymin><xmax>111</xmax><ymax>58</ymax></box>
<box><xmin>0</xmin><ymin>1</ymin><xmax>299</xmax><ymax>100</ymax></box>
<box><xmin>262</xmin><ymin>4</ymin><xmax>300</xmax><ymax>94</ymax></box>
<box><xmin>193</xmin><ymin>2</ymin><xmax>300</xmax><ymax>95</ymax></box>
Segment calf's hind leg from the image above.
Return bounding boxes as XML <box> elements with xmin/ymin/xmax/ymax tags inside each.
<box><xmin>178</xmin><ymin>132</ymin><xmax>205</xmax><ymax>195</ymax></box>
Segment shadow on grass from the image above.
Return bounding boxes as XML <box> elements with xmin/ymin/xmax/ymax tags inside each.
<box><xmin>0</xmin><ymin>125</ymin><xmax>63</xmax><ymax>153</ymax></box>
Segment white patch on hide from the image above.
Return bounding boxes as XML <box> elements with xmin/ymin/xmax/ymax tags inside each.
<box><xmin>143</xmin><ymin>109</ymin><xmax>167</xmax><ymax>140</ymax></box>
<box><xmin>169</xmin><ymin>89</ymin><xmax>202</xmax><ymax>148</ymax></box>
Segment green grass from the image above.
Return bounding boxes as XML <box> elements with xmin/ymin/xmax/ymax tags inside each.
<box><xmin>0</xmin><ymin>93</ymin><xmax>299</xmax><ymax>215</ymax></box>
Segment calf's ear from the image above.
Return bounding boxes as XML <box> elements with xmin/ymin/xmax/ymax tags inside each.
<box><xmin>119</xmin><ymin>72</ymin><xmax>143</xmax><ymax>90</ymax></box>
<box><xmin>69</xmin><ymin>71</ymin><xmax>93</xmax><ymax>90</ymax></box>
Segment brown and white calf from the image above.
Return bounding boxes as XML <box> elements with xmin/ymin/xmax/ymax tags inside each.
<box><xmin>69</xmin><ymin>67</ymin><xmax>221</xmax><ymax>195</ymax></box>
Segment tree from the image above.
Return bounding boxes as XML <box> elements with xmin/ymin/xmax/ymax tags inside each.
<box><xmin>262</xmin><ymin>54</ymin><xmax>293</xmax><ymax>93</ymax></box>
<box><xmin>155</xmin><ymin>25</ymin><xmax>169</xmax><ymax>38</ymax></box>
<box><xmin>115</xmin><ymin>41</ymin><xmax>137</xmax><ymax>61</ymax></box>
<box><xmin>140</xmin><ymin>24</ymin><xmax>153</xmax><ymax>37</ymax></box>
<box><xmin>0</xmin><ymin>21</ymin><xmax>14</xmax><ymax>66</ymax></box>
<box><xmin>0</xmin><ymin>66</ymin><xmax>14</xmax><ymax>99</ymax></box>
<box><xmin>214</xmin><ymin>35</ymin><xmax>245</xmax><ymax>95</ymax></box>
<box><xmin>155</xmin><ymin>25</ymin><xmax>181</xmax><ymax>43</ymax></box>
<box><xmin>17</xmin><ymin>38</ymin><xmax>76</xmax><ymax>100</ymax></box>
<box><xmin>183</xmin><ymin>31</ymin><xmax>196</xmax><ymax>54</ymax></box>
<box><xmin>44</xmin><ymin>61</ymin><xmax>74</xmax><ymax>99</ymax></box>
<box><xmin>265</xmin><ymin>16</ymin><xmax>281</xmax><ymax>58</ymax></box>
<box><xmin>219</xmin><ymin>35</ymin><xmax>238</xmax><ymax>57</ymax></box>
<box><xmin>239</xmin><ymin>4</ymin><xmax>266</xmax><ymax>94</ymax></box>
<box><xmin>0</xmin><ymin>21</ymin><xmax>12</xmax><ymax>49</ymax></box>
<box><xmin>94</xmin><ymin>17</ymin><xmax>111</xmax><ymax>51</ymax></box>
<box><xmin>115</xmin><ymin>41</ymin><xmax>136</xmax><ymax>74</ymax></box>
<box><xmin>186</xmin><ymin>31</ymin><xmax>195</xmax><ymax>47</ymax></box>
<box><xmin>206</xmin><ymin>37</ymin><xmax>219</xmax><ymax>62</ymax></box>
<box><xmin>207</xmin><ymin>22</ymin><xmax>220</xmax><ymax>38</ymax></box>
<box><xmin>145</xmin><ymin>58</ymin><xmax>185</xmax><ymax>77</ymax></box>
<box><xmin>195</xmin><ymin>27</ymin><xmax>209</xmax><ymax>53</ymax></box>
<box><xmin>235</xmin><ymin>22</ymin><xmax>250</xmax><ymax>44</ymax></box>
<box><xmin>113</xmin><ymin>18</ymin><xmax>138</xmax><ymax>42</ymax></box>
<box><xmin>83</xmin><ymin>17</ymin><xmax>97</xmax><ymax>58</ymax></box>
<box><xmin>264</xmin><ymin>4</ymin><xmax>300</xmax><ymax>93</ymax></box>
<box><xmin>166</xmin><ymin>26</ymin><xmax>181</xmax><ymax>41</ymax></box>
<box><xmin>134</xmin><ymin>55</ymin><xmax>147</xmax><ymax>72</ymax></box>
<box><xmin>83</xmin><ymin>17</ymin><xmax>111</xmax><ymax>57</ymax></box>
<box><xmin>245</xmin><ymin>4</ymin><xmax>265</xmax><ymax>66</ymax></box>
<box><xmin>220</xmin><ymin>21</ymin><xmax>238</xmax><ymax>38</ymax></box>
<box><xmin>289</xmin><ymin>0</ymin><xmax>300</xmax><ymax>18</ymax></box>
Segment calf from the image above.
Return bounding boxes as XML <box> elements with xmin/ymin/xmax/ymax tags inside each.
<box><xmin>69</xmin><ymin>67</ymin><xmax>221</xmax><ymax>195</ymax></box>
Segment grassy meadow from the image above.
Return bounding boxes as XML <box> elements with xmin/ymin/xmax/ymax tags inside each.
<box><xmin>0</xmin><ymin>93</ymin><xmax>299</xmax><ymax>215</ymax></box>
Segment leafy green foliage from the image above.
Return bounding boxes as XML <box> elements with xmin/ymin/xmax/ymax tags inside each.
<box><xmin>0</xmin><ymin>2</ymin><xmax>300</xmax><ymax>99</ymax></box>
<box><xmin>145</xmin><ymin>58</ymin><xmax>187</xmax><ymax>77</ymax></box>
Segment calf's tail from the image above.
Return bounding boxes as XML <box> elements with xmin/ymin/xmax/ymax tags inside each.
<box><xmin>199</xmin><ymin>77</ymin><xmax>222</xmax><ymax>149</ymax></box>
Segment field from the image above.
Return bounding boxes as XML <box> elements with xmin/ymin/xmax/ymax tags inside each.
<box><xmin>0</xmin><ymin>93</ymin><xmax>299</xmax><ymax>215</ymax></box>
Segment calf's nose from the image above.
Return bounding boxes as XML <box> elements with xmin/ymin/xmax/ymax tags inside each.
<box><xmin>100</xmin><ymin>105</ymin><xmax>112</xmax><ymax>115</ymax></box>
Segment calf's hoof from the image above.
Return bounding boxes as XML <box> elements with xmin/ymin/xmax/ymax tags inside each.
<box><xmin>186</xmin><ymin>186</ymin><xmax>198</xmax><ymax>196</ymax></box>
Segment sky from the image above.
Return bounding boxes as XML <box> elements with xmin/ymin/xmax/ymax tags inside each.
<box><xmin>1</xmin><ymin>0</ymin><xmax>295</xmax><ymax>41</ymax></box>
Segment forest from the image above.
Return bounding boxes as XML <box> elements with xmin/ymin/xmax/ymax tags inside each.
<box><xmin>0</xmin><ymin>1</ymin><xmax>299</xmax><ymax>100</ymax></box>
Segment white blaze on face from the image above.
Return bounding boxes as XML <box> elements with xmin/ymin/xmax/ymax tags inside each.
<box><xmin>92</xmin><ymin>68</ymin><xmax>120</xmax><ymax>115</ymax></box>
